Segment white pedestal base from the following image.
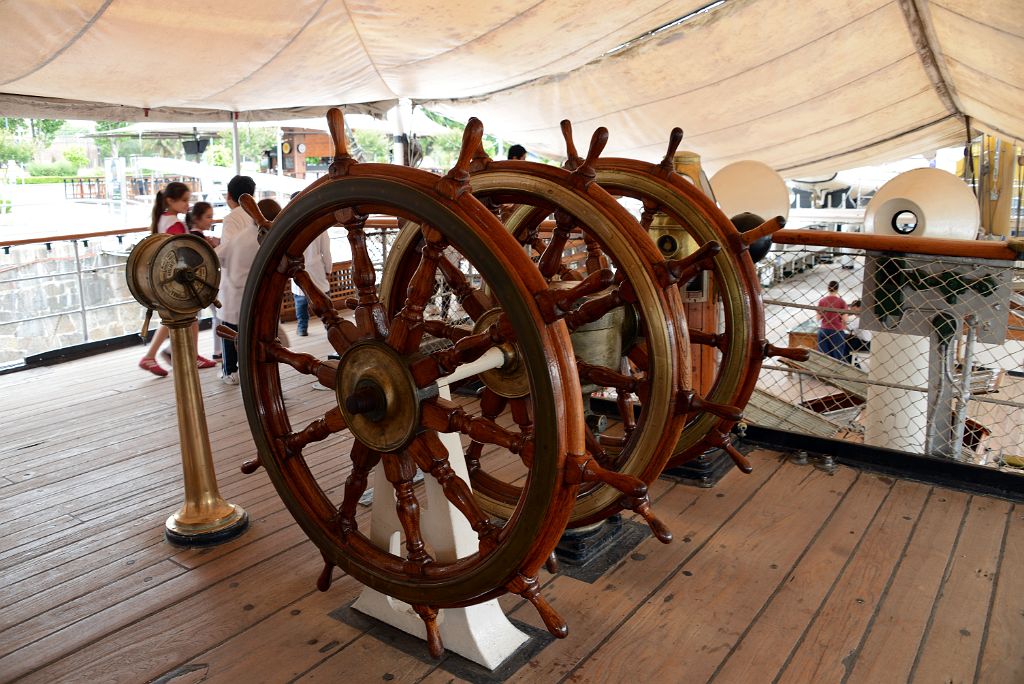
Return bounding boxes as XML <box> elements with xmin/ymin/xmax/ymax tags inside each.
<box><xmin>351</xmin><ymin>386</ymin><xmax>529</xmax><ymax>670</ymax></box>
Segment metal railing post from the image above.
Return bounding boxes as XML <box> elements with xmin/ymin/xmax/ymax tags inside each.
<box><xmin>72</xmin><ymin>239</ymin><xmax>89</xmax><ymax>342</ymax></box>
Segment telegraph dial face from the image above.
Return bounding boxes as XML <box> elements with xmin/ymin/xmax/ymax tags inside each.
<box><xmin>130</xmin><ymin>233</ymin><xmax>221</xmax><ymax>315</ymax></box>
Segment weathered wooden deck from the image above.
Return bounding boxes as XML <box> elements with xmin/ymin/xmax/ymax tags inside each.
<box><xmin>1</xmin><ymin>326</ymin><xmax>1021</xmax><ymax>683</ymax></box>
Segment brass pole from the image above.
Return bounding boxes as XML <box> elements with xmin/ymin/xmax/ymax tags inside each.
<box><xmin>164</xmin><ymin>315</ymin><xmax>248</xmax><ymax>545</ymax></box>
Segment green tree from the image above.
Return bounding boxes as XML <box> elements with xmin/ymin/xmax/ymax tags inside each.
<box><xmin>62</xmin><ymin>146</ymin><xmax>88</xmax><ymax>170</ymax></box>
<box><xmin>0</xmin><ymin>132</ymin><xmax>33</xmax><ymax>164</ymax></box>
<box><xmin>353</xmin><ymin>130</ymin><xmax>390</xmax><ymax>162</ymax></box>
<box><xmin>237</xmin><ymin>127</ymin><xmax>277</xmax><ymax>164</ymax></box>
<box><xmin>31</xmin><ymin>119</ymin><xmax>65</xmax><ymax>145</ymax></box>
<box><xmin>205</xmin><ymin>139</ymin><xmax>233</xmax><ymax>167</ymax></box>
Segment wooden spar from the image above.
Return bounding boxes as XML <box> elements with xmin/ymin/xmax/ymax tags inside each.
<box><xmin>771</xmin><ymin>229</ymin><xmax>1023</xmax><ymax>260</ymax></box>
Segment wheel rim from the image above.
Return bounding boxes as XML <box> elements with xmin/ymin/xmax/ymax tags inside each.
<box><xmin>594</xmin><ymin>159</ymin><xmax>765</xmax><ymax>464</ymax></box>
<box><xmin>381</xmin><ymin>162</ymin><xmax>689</xmax><ymax>527</ymax></box>
<box><xmin>238</xmin><ymin>167</ymin><xmax>583</xmax><ymax>606</ymax></box>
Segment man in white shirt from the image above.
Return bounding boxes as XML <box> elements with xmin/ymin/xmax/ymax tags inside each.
<box><xmin>214</xmin><ymin>175</ymin><xmax>259</xmax><ymax>385</ymax></box>
<box><xmin>292</xmin><ymin>231</ymin><xmax>334</xmax><ymax>336</ymax></box>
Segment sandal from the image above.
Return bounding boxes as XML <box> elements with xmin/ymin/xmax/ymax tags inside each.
<box><xmin>139</xmin><ymin>357</ymin><xmax>168</xmax><ymax>377</ymax></box>
<box><xmin>196</xmin><ymin>355</ymin><xmax>217</xmax><ymax>369</ymax></box>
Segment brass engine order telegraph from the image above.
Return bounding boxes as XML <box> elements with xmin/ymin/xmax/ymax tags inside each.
<box><xmin>126</xmin><ymin>233</ymin><xmax>249</xmax><ymax>545</ymax></box>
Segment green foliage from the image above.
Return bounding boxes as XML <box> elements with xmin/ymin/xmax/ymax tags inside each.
<box><xmin>0</xmin><ymin>133</ymin><xmax>33</xmax><ymax>164</ymax></box>
<box><xmin>1</xmin><ymin>117</ymin><xmax>28</xmax><ymax>134</ymax></box>
<box><xmin>62</xmin><ymin>146</ymin><xmax>88</xmax><ymax>170</ymax></box>
<box><xmin>32</xmin><ymin>119</ymin><xmax>65</xmax><ymax>145</ymax></box>
<box><xmin>18</xmin><ymin>176</ymin><xmax>75</xmax><ymax>184</ymax></box>
<box><xmin>353</xmin><ymin>129</ymin><xmax>390</xmax><ymax>162</ymax></box>
<box><xmin>27</xmin><ymin>160</ymin><xmax>78</xmax><ymax>176</ymax></box>
<box><xmin>205</xmin><ymin>140</ymin><xmax>233</xmax><ymax>167</ymax></box>
<box><xmin>236</xmin><ymin>127</ymin><xmax>277</xmax><ymax>164</ymax></box>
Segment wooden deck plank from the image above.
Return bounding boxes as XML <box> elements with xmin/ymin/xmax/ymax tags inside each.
<box><xmin>500</xmin><ymin>453</ymin><xmax>787</xmax><ymax>683</ymax></box>
<box><xmin>2</xmin><ymin>334</ymin><xmax>1023</xmax><ymax>684</ymax></box>
<box><xmin>708</xmin><ymin>471</ymin><xmax>893</xmax><ymax>682</ymax></box>
<box><xmin>565</xmin><ymin>463</ymin><xmax>858</xmax><ymax>683</ymax></box>
<box><xmin>774</xmin><ymin>478</ymin><xmax>931</xmax><ymax>683</ymax></box>
<box><xmin>976</xmin><ymin>503</ymin><xmax>1024</xmax><ymax>683</ymax></box>
<box><xmin>910</xmin><ymin>496</ymin><xmax>1012</xmax><ymax>684</ymax></box>
<box><xmin>3</xmin><ymin>530</ymin><xmax>321</xmax><ymax>681</ymax></box>
<box><xmin>161</xmin><ymin>577</ymin><xmax>366</xmax><ymax>684</ymax></box>
<box><xmin>844</xmin><ymin>489</ymin><xmax>970</xmax><ymax>684</ymax></box>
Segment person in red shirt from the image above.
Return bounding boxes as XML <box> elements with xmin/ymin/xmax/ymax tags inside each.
<box><xmin>816</xmin><ymin>280</ymin><xmax>848</xmax><ymax>360</ymax></box>
<box><xmin>138</xmin><ymin>182</ymin><xmax>217</xmax><ymax>377</ymax></box>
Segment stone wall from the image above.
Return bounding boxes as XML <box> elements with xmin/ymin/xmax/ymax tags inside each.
<box><xmin>0</xmin><ymin>237</ymin><xmax>150</xmax><ymax>365</ymax></box>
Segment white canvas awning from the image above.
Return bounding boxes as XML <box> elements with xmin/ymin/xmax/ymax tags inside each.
<box><xmin>0</xmin><ymin>0</ymin><xmax>1021</xmax><ymax>176</ymax></box>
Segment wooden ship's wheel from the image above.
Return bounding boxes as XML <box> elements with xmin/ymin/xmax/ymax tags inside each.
<box><xmin>591</xmin><ymin>129</ymin><xmax>806</xmax><ymax>470</ymax></box>
<box><xmin>234</xmin><ymin>111</ymin><xmax>585</xmax><ymax>653</ymax></box>
<box><xmin>382</xmin><ymin>125</ymin><xmax>707</xmax><ymax>536</ymax></box>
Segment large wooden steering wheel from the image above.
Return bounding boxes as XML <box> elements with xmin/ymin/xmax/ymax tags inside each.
<box><xmin>235</xmin><ymin>111</ymin><xmax>583</xmax><ymax>654</ymax></box>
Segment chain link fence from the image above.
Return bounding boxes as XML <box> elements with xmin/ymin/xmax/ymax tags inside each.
<box><xmin>753</xmin><ymin>241</ymin><xmax>1024</xmax><ymax>470</ymax></box>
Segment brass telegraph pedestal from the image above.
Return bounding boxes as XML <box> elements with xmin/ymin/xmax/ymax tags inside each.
<box><xmin>126</xmin><ymin>233</ymin><xmax>248</xmax><ymax>546</ymax></box>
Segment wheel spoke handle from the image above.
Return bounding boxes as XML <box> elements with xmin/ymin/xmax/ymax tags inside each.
<box><xmin>689</xmin><ymin>329</ymin><xmax>728</xmax><ymax>351</ymax></box>
<box><xmin>677</xmin><ymin>390</ymin><xmax>743</xmax><ymax>421</ymax></box>
<box><xmin>421</xmin><ymin>398</ymin><xmax>532</xmax><ymax>465</ymax></box>
<box><xmin>419</xmin><ymin>319</ymin><xmax>471</xmax><ymax>343</ymax></box>
<box><xmin>565</xmin><ymin>452</ymin><xmax>646</xmax><ymax>498</ymax></box>
<box><xmin>535</xmin><ymin>268</ymin><xmax>614</xmax><ymax>323</ymax></box>
<box><xmin>706</xmin><ymin>429</ymin><xmax>753</xmax><ymax>474</ymax></box>
<box><xmin>764</xmin><ymin>342</ymin><xmax>810</xmax><ymax>361</ymax></box>
<box><xmin>507</xmin><ymin>573</ymin><xmax>568</xmax><ymax>638</ymax></box>
<box><xmin>283</xmin><ymin>407</ymin><xmax>347</xmax><ymax>455</ymax></box>
<box><xmin>621</xmin><ymin>494</ymin><xmax>673</xmax><ymax>543</ymax></box>
<box><xmin>576</xmin><ymin>358</ymin><xmax>643</xmax><ymax>393</ymax></box>
<box><xmin>436</xmin><ymin>253</ymin><xmax>492</xmax><ymax>320</ymax></box>
<box><xmin>659</xmin><ymin>240</ymin><xmax>721</xmax><ymax>287</ymax></box>
<box><xmin>740</xmin><ymin>216</ymin><xmax>787</xmax><ymax>245</ymax></box>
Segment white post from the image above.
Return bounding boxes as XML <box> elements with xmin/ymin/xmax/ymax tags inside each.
<box><xmin>231</xmin><ymin>115</ymin><xmax>241</xmax><ymax>176</ymax></box>
<box><xmin>276</xmin><ymin>127</ymin><xmax>284</xmax><ymax>177</ymax></box>
<box><xmin>389</xmin><ymin>98</ymin><xmax>413</xmax><ymax>166</ymax></box>
<box><xmin>352</xmin><ymin>348</ymin><xmax>529</xmax><ymax>670</ymax></box>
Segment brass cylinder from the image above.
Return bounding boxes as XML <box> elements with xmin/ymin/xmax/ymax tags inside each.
<box><xmin>164</xmin><ymin>316</ymin><xmax>248</xmax><ymax>544</ymax></box>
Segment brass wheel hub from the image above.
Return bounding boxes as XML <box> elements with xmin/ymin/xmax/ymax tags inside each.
<box><xmin>336</xmin><ymin>341</ymin><xmax>437</xmax><ymax>452</ymax></box>
<box><xmin>473</xmin><ymin>308</ymin><xmax>530</xmax><ymax>398</ymax></box>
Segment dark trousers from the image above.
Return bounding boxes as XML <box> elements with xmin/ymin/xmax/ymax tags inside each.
<box><xmin>294</xmin><ymin>294</ymin><xmax>309</xmax><ymax>334</ymax></box>
<box><xmin>817</xmin><ymin>328</ymin><xmax>846</xmax><ymax>361</ymax></box>
<box><xmin>222</xmin><ymin>322</ymin><xmax>239</xmax><ymax>376</ymax></box>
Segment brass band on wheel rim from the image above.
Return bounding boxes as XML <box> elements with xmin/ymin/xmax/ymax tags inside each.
<box><xmin>594</xmin><ymin>161</ymin><xmax>765</xmax><ymax>465</ymax></box>
<box><xmin>381</xmin><ymin>164</ymin><xmax>689</xmax><ymax>527</ymax></box>
<box><xmin>238</xmin><ymin>169</ymin><xmax>583</xmax><ymax>607</ymax></box>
